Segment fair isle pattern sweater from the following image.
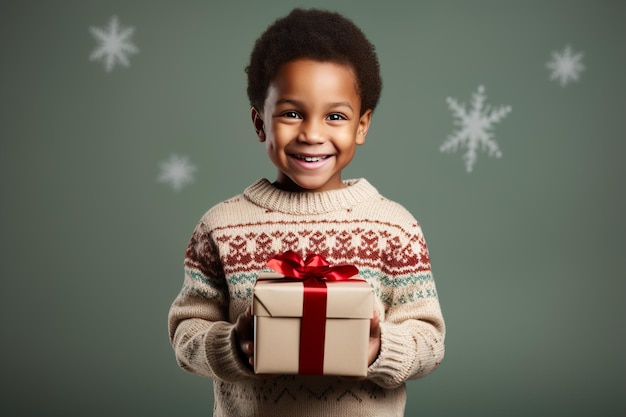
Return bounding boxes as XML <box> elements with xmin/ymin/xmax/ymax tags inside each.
<box><xmin>168</xmin><ymin>178</ymin><xmax>445</xmax><ymax>417</ymax></box>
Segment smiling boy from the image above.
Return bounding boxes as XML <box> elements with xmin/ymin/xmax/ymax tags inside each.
<box><xmin>252</xmin><ymin>59</ymin><xmax>371</xmax><ymax>193</ymax></box>
<box><xmin>168</xmin><ymin>8</ymin><xmax>445</xmax><ymax>417</ymax></box>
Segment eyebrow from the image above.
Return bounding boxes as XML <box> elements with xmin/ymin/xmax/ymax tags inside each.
<box><xmin>276</xmin><ymin>98</ymin><xmax>354</xmax><ymax>111</ymax></box>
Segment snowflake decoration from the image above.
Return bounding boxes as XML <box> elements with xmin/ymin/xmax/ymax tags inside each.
<box><xmin>440</xmin><ymin>85</ymin><xmax>512</xmax><ymax>173</ymax></box>
<box><xmin>546</xmin><ymin>45</ymin><xmax>585</xmax><ymax>87</ymax></box>
<box><xmin>89</xmin><ymin>15</ymin><xmax>139</xmax><ymax>72</ymax></box>
<box><xmin>157</xmin><ymin>154</ymin><xmax>197</xmax><ymax>191</ymax></box>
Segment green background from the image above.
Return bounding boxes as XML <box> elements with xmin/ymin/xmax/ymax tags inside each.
<box><xmin>1</xmin><ymin>1</ymin><xmax>624</xmax><ymax>416</ymax></box>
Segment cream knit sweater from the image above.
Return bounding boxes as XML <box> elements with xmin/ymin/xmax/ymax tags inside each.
<box><xmin>168</xmin><ymin>178</ymin><xmax>445</xmax><ymax>417</ymax></box>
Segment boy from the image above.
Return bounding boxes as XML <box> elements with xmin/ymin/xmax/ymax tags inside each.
<box><xmin>168</xmin><ymin>8</ymin><xmax>445</xmax><ymax>417</ymax></box>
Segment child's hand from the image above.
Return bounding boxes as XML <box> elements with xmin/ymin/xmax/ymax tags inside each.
<box><xmin>235</xmin><ymin>305</ymin><xmax>254</xmax><ymax>368</ymax></box>
<box><xmin>368</xmin><ymin>309</ymin><xmax>381</xmax><ymax>366</ymax></box>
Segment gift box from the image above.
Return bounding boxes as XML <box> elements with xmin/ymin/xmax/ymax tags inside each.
<box><xmin>253</xmin><ymin>252</ymin><xmax>373</xmax><ymax>377</ymax></box>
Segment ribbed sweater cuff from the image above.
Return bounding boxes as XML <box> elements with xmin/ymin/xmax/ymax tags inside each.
<box><xmin>206</xmin><ymin>321</ymin><xmax>254</xmax><ymax>382</ymax></box>
<box><xmin>368</xmin><ymin>321</ymin><xmax>413</xmax><ymax>388</ymax></box>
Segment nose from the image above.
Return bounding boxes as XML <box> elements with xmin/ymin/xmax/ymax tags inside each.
<box><xmin>298</xmin><ymin>118</ymin><xmax>325</xmax><ymax>144</ymax></box>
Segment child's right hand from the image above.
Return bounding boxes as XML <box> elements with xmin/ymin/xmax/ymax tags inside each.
<box><xmin>235</xmin><ymin>305</ymin><xmax>254</xmax><ymax>368</ymax></box>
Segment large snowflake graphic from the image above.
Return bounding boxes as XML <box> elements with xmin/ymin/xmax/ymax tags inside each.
<box><xmin>157</xmin><ymin>154</ymin><xmax>197</xmax><ymax>191</ymax></box>
<box><xmin>89</xmin><ymin>15</ymin><xmax>139</xmax><ymax>72</ymax></box>
<box><xmin>546</xmin><ymin>45</ymin><xmax>585</xmax><ymax>87</ymax></box>
<box><xmin>440</xmin><ymin>85</ymin><xmax>512</xmax><ymax>173</ymax></box>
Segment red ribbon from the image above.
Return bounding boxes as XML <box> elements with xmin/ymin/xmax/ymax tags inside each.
<box><xmin>265</xmin><ymin>251</ymin><xmax>358</xmax><ymax>375</ymax></box>
<box><xmin>266</xmin><ymin>250</ymin><xmax>358</xmax><ymax>282</ymax></box>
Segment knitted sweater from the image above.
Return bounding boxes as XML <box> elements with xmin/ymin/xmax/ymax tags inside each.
<box><xmin>168</xmin><ymin>178</ymin><xmax>445</xmax><ymax>417</ymax></box>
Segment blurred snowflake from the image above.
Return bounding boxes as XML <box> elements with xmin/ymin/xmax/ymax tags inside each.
<box><xmin>440</xmin><ymin>85</ymin><xmax>512</xmax><ymax>173</ymax></box>
<box><xmin>89</xmin><ymin>15</ymin><xmax>139</xmax><ymax>72</ymax></box>
<box><xmin>157</xmin><ymin>154</ymin><xmax>197</xmax><ymax>191</ymax></box>
<box><xmin>546</xmin><ymin>45</ymin><xmax>585</xmax><ymax>87</ymax></box>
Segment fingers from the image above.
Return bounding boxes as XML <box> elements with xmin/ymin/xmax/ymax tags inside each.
<box><xmin>368</xmin><ymin>309</ymin><xmax>381</xmax><ymax>366</ymax></box>
<box><xmin>370</xmin><ymin>309</ymin><xmax>381</xmax><ymax>337</ymax></box>
<box><xmin>240</xmin><ymin>341</ymin><xmax>254</xmax><ymax>366</ymax></box>
<box><xmin>235</xmin><ymin>305</ymin><xmax>255</xmax><ymax>367</ymax></box>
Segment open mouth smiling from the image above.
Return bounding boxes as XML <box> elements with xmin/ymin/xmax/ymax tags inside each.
<box><xmin>291</xmin><ymin>154</ymin><xmax>332</xmax><ymax>162</ymax></box>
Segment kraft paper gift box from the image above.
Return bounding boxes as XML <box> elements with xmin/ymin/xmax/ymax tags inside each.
<box><xmin>253</xmin><ymin>271</ymin><xmax>374</xmax><ymax>377</ymax></box>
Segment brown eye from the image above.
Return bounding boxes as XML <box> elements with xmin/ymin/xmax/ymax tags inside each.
<box><xmin>327</xmin><ymin>113</ymin><xmax>346</xmax><ymax>121</ymax></box>
<box><xmin>282</xmin><ymin>111</ymin><xmax>301</xmax><ymax>119</ymax></box>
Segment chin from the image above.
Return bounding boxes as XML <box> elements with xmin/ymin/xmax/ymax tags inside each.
<box><xmin>295</xmin><ymin>178</ymin><xmax>341</xmax><ymax>192</ymax></box>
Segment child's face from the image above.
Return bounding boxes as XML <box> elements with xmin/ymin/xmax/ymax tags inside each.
<box><xmin>252</xmin><ymin>59</ymin><xmax>372</xmax><ymax>193</ymax></box>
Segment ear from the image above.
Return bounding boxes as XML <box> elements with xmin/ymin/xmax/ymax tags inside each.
<box><xmin>251</xmin><ymin>107</ymin><xmax>266</xmax><ymax>142</ymax></box>
<box><xmin>355</xmin><ymin>109</ymin><xmax>372</xmax><ymax>146</ymax></box>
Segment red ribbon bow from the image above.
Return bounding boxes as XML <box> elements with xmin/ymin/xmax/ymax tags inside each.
<box><xmin>266</xmin><ymin>250</ymin><xmax>358</xmax><ymax>282</ymax></box>
<box><xmin>264</xmin><ymin>251</ymin><xmax>359</xmax><ymax>375</ymax></box>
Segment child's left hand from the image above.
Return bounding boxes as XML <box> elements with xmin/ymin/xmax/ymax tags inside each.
<box><xmin>368</xmin><ymin>309</ymin><xmax>381</xmax><ymax>366</ymax></box>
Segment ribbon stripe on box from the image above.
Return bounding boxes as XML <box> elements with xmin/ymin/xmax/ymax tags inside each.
<box><xmin>299</xmin><ymin>278</ymin><xmax>327</xmax><ymax>374</ymax></box>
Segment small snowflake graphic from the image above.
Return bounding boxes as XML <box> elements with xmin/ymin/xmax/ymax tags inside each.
<box><xmin>546</xmin><ymin>45</ymin><xmax>585</xmax><ymax>87</ymax></box>
<box><xmin>440</xmin><ymin>85</ymin><xmax>512</xmax><ymax>173</ymax></box>
<box><xmin>157</xmin><ymin>154</ymin><xmax>197</xmax><ymax>191</ymax></box>
<box><xmin>89</xmin><ymin>15</ymin><xmax>139</xmax><ymax>72</ymax></box>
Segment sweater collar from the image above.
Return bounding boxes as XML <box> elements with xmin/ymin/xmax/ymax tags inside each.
<box><xmin>243</xmin><ymin>178</ymin><xmax>379</xmax><ymax>215</ymax></box>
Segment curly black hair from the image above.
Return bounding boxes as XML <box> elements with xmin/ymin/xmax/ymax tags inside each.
<box><xmin>246</xmin><ymin>8</ymin><xmax>382</xmax><ymax>116</ymax></box>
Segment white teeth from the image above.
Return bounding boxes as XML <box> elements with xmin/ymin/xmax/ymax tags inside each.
<box><xmin>294</xmin><ymin>155</ymin><xmax>326</xmax><ymax>162</ymax></box>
